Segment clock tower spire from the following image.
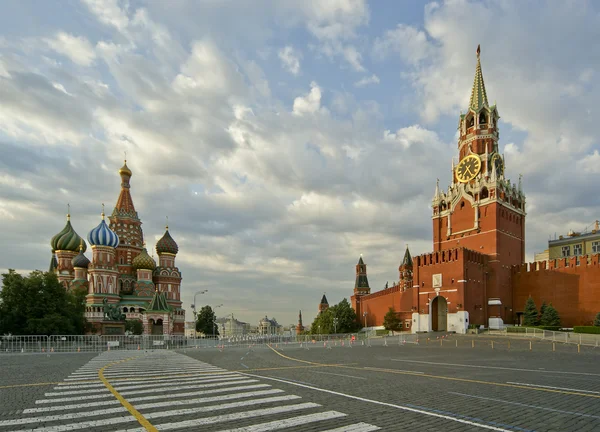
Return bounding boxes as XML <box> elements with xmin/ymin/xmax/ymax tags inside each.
<box><xmin>431</xmin><ymin>46</ymin><xmax>526</xmax><ymax>325</ymax></box>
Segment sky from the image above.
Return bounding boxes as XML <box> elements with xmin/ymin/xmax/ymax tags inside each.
<box><xmin>1</xmin><ymin>0</ymin><xmax>599</xmax><ymax>328</ymax></box>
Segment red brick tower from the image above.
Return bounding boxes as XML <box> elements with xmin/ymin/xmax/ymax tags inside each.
<box><xmin>431</xmin><ymin>45</ymin><xmax>526</xmax><ymax>325</ymax></box>
<box><xmin>109</xmin><ymin>160</ymin><xmax>144</xmax><ymax>295</ymax></box>
<box><xmin>318</xmin><ymin>294</ymin><xmax>329</xmax><ymax>315</ymax></box>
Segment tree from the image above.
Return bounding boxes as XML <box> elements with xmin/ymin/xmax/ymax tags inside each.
<box><xmin>196</xmin><ymin>305</ymin><xmax>219</xmax><ymax>338</ymax></box>
<box><xmin>0</xmin><ymin>270</ymin><xmax>86</xmax><ymax>335</ymax></box>
<box><xmin>594</xmin><ymin>312</ymin><xmax>600</xmax><ymax>327</ymax></box>
<box><xmin>125</xmin><ymin>320</ymin><xmax>144</xmax><ymax>335</ymax></box>
<box><xmin>540</xmin><ymin>303</ymin><xmax>560</xmax><ymax>327</ymax></box>
<box><xmin>523</xmin><ymin>296</ymin><xmax>538</xmax><ymax>326</ymax></box>
<box><xmin>537</xmin><ymin>301</ymin><xmax>547</xmax><ymax>326</ymax></box>
<box><xmin>383</xmin><ymin>307</ymin><xmax>402</xmax><ymax>334</ymax></box>
<box><xmin>309</xmin><ymin>298</ymin><xmax>360</xmax><ymax>335</ymax></box>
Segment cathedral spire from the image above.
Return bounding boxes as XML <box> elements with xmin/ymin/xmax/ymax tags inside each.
<box><xmin>469</xmin><ymin>44</ymin><xmax>489</xmax><ymax>111</ymax></box>
<box><xmin>113</xmin><ymin>159</ymin><xmax>138</xmax><ymax>219</ymax></box>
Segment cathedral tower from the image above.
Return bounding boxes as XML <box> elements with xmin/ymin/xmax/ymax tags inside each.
<box><xmin>87</xmin><ymin>207</ymin><xmax>120</xmax><ymax>301</ymax></box>
<box><xmin>109</xmin><ymin>160</ymin><xmax>144</xmax><ymax>295</ymax></box>
<box><xmin>431</xmin><ymin>45</ymin><xmax>526</xmax><ymax>325</ymax></box>
<box><xmin>50</xmin><ymin>211</ymin><xmax>86</xmax><ymax>289</ymax></box>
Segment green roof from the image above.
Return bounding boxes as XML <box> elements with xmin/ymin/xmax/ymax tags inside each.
<box><xmin>469</xmin><ymin>45</ymin><xmax>489</xmax><ymax>111</ymax></box>
<box><xmin>147</xmin><ymin>290</ymin><xmax>171</xmax><ymax>312</ymax></box>
<box><xmin>401</xmin><ymin>247</ymin><xmax>413</xmax><ymax>268</ymax></box>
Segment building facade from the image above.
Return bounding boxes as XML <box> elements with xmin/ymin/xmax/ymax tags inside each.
<box><xmin>48</xmin><ymin>161</ymin><xmax>185</xmax><ymax>335</ymax></box>
<box><xmin>350</xmin><ymin>46</ymin><xmax>600</xmax><ymax>331</ymax></box>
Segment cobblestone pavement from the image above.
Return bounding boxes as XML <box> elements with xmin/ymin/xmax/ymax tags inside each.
<box><xmin>1</xmin><ymin>341</ymin><xmax>599</xmax><ymax>431</ymax></box>
<box><xmin>0</xmin><ymin>350</ymin><xmax>381</xmax><ymax>431</ymax></box>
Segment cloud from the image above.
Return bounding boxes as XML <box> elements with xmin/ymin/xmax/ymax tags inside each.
<box><xmin>278</xmin><ymin>46</ymin><xmax>302</xmax><ymax>75</ymax></box>
<box><xmin>45</xmin><ymin>32</ymin><xmax>96</xmax><ymax>66</ymax></box>
<box><xmin>373</xmin><ymin>24</ymin><xmax>432</xmax><ymax>65</ymax></box>
<box><xmin>292</xmin><ymin>81</ymin><xmax>324</xmax><ymax>116</ymax></box>
<box><xmin>354</xmin><ymin>74</ymin><xmax>380</xmax><ymax>87</ymax></box>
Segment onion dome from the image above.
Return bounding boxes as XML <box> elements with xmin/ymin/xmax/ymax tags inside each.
<box><xmin>88</xmin><ymin>207</ymin><xmax>120</xmax><ymax>248</ymax></box>
<box><xmin>156</xmin><ymin>225</ymin><xmax>179</xmax><ymax>255</ymax></box>
<box><xmin>119</xmin><ymin>160</ymin><xmax>132</xmax><ymax>177</ymax></box>
<box><xmin>72</xmin><ymin>243</ymin><xmax>90</xmax><ymax>269</ymax></box>
<box><xmin>132</xmin><ymin>246</ymin><xmax>156</xmax><ymax>271</ymax></box>
<box><xmin>51</xmin><ymin>213</ymin><xmax>86</xmax><ymax>252</ymax></box>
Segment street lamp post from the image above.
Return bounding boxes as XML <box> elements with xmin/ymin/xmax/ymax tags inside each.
<box><xmin>333</xmin><ymin>317</ymin><xmax>339</xmax><ymax>335</ymax></box>
<box><xmin>363</xmin><ymin>312</ymin><xmax>367</xmax><ymax>329</ymax></box>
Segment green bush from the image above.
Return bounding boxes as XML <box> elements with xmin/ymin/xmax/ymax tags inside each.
<box><xmin>507</xmin><ymin>326</ymin><xmax>562</xmax><ymax>332</ymax></box>
<box><xmin>507</xmin><ymin>326</ymin><xmax>527</xmax><ymax>333</ymax></box>
<box><xmin>536</xmin><ymin>326</ymin><xmax>561</xmax><ymax>331</ymax></box>
<box><xmin>573</xmin><ymin>326</ymin><xmax>600</xmax><ymax>334</ymax></box>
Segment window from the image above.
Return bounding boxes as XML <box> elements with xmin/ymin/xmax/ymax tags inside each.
<box><xmin>592</xmin><ymin>241</ymin><xmax>600</xmax><ymax>254</ymax></box>
<box><xmin>561</xmin><ymin>246</ymin><xmax>570</xmax><ymax>257</ymax></box>
<box><xmin>405</xmin><ymin>322</ymin><xmax>410</xmax><ymax>328</ymax></box>
<box><xmin>573</xmin><ymin>244</ymin><xmax>582</xmax><ymax>256</ymax></box>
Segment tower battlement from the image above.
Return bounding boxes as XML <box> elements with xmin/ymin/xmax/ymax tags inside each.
<box><xmin>414</xmin><ymin>247</ymin><xmax>487</xmax><ymax>268</ymax></box>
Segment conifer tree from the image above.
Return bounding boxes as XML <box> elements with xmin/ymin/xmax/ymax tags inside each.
<box><xmin>594</xmin><ymin>312</ymin><xmax>600</xmax><ymax>327</ymax></box>
<box><xmin>383</xmin><ymin>307</ymin><xmax>402</xmax><ymax>334</ymax></box>
<box><xmin>537</xmin><ymin>301</ymin><xmax>547</xmax><ymax>326</ymax></box>
<box><xmin>540</xmin><ymin>303</ymin><xmax>560</xmax><ymax>327</ymax></box>
<box><xmin>523</xmin><ymin>296</ymin><xmax>538</xmax><ymax>326</ymax></box>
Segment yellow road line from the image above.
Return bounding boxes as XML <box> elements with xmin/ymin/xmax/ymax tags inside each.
<box><xmin>266</xmin><ymin>345</ymin><xmax>600</xmax><ymax>399</ymax></box>
<box><xmin>98</xmin><ymin>356</ymin><xmax>158</xmax><ymax>432</ymax></box>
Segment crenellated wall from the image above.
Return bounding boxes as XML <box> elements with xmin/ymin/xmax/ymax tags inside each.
<box><xmin>512</xmin><ymin>254</ymin><xmax>600</xmax><ymax>326</ymax></box>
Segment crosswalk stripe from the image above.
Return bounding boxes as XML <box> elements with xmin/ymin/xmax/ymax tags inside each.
<box><xmin>320</xmin><ymin>423</ymin><xmax>382</xmax><ymax>432</ymax></box>
<box><xmin>134</xmin><ymin>389</ymin><xmax>285</xmax><ymax>410</ymax></box>
<box><xmin>0</xmin><ymin>407</ymin><xmax>128</xmax><ymax>427</ymax></box>
<box><xmin>126</xmin><ymin>384</ymin><xmax>272</xmax><ymax>402</ymax></box>
<box><xmin>142</xmin><ymin>395</ymin><xmax>302</xmax><ymax>417</ymax></box>
<box><xmin>113</xmin><ymin>376</ymin><xmax>247</xmax><ymax>391</ymax></box>
<box><xmin>118</xmin><ymin>379</ymin><xmax>259</xmax><ymax>396</ymax></box>
<box><xmin>215</xmin><ymin>410</ymin><xmax>348</xmax><ymax>432</ymax></box>
<box><xmin>36</xmin><ymin>393</ymin><xmax>114</xmax><ymax>404</ymax></box>
<box><xmin>11</xmin><ymin>414</ymin><xmax>139</xmax><ymax>431</ymax></box>
<box><xmin>23</xmin><ymin>399</ymin><xmax>121</xmax><ymax>413</ymax></box>
<box><xmin>150</xmin><ymin>402</ymin><xmax>322</xmax><ymax>431</ymax></box>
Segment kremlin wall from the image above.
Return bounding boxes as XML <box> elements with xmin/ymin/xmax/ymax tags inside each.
<box><xmin>351</xmin><ymin>46</ymin><xmax>599</xmax><ymax>332</ymax></box>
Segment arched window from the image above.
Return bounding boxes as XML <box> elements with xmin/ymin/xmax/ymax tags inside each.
<box><xmin>467</xmin><ymin>116</ymin><xmax>474</xmax><ymax>128</ymax></box>
<box><xmin>479</xmin><ymin>112</ymin><xmax>487</xmax><ymax>124</ymax></box>
<box><xmin>481</xmin><ymin>187</ymin><xmax>489</xmax><ymax>200</ymax></box>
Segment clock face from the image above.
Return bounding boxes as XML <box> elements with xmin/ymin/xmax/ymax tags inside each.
<box><xmin>456</xmin><ymin>154</ymin><xmax>481</xmax><ymax>183</ymax></box>
<box><xmin>491</xmin><ymin>153</ymin><xmax>504</xmax><ymax>175</ymax></box>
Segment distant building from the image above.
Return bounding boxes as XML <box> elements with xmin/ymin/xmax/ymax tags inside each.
<box><xmin>217</xmin><ymin>315</ymin><xmax>250</xmax><ymax>337</ymax></box>
<box><xmin>258</xmin><ymin>316</ymin><xmax>281</xmax><ymax>335</ymax></box>
<box><xmin>546</xmin><ymin>222</ymin><xmax>600</xmax><ymax>259</ymax></box>
<box><xmin>184</xmin><ymin>321</ymin><xmax>196</xmax><ymax>338</ymax></box>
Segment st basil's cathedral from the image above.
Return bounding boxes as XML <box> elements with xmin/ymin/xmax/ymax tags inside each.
<box><xmin>48</xmin><ymin>161</ymin><xmax>185</xmax><ymax>335</ymax></box>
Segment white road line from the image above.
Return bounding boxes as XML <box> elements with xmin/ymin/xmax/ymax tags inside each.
<box><xmin>147</xmin><ymin>402</ymin><xmax>321</xmax><ymax>431</ymax></box>
<box><xmin>65</xmin><ymin>372</ymin><xmax>236</xmax><ymax>385</ymax></box>
<box><xmin>54</xmin><ymin>383</ymin><xmax>106</xmax><ymax>389</ymax></box>
<box><xmin>449</xmin><ymin>392</ymin><xmax>600</xmax><ymax>419</ymax></box>
<box><xmin>241</xmin><ymin>373</ymin><xmax>512</xmax><ymax>432</ymax></box>
<box><xmin>215</xmin><ymin>411</ymin><xmax>349</xmax><ymax>432</ymax></box>
<box><xmin>119</xmin><ymin>379</ymin><xmax>260</xmax><ymax>396</ymax></box>
<box><xmin>23</xmin><ymin>399</ymin><xmax>120</xmax><ymax>413</ymax></box>
<box><xmin>36</xmin><ymin>393</ymin><xmax>114</xmax><ymax>404</ymax></box>
<box><xmin>127</xmin><ymin>384</ymin><xmax>271</xmax><ymax>402</ymax></box>
<box><xmin>12</xmin><ymin>414</ymin><xmax>138</xmax><ymax>432</ymax></box>
<box><xmin>364</xmin><ymin>366</ymin><xmax>424</xmax><ymax>374</ymax></box>
<box><xmin>142</xmin><ymin>395</ymin><xmax>302</xmax><ymax>418</ymax></box>
<box><xmin>313</xmin><ymin>371</ymin><xmax>367</xmax><ymax>380</ymax></box>
<box><xmin>390</xmin><ymin>358</ymin><xmax>600</xmax><ymax>376</ymax></box>
<box><xmin>0</xmin><ymin>407</ymin><xmax>127</xmax><ymax>427</ymax></box>
<box><xmin>113</xmin><ymin>376</ymin><xmax>247</xmax><ymax>391</ymax></box>
<box><xmin>321</xmin><ymin>423</ymin><xmax>382</xmax><ymax>432</ymax></box>
<box><xmin>44</xmin><ymin>387</ymin><xmax>113</xmax><ymax>396</ymax></box>
<box><xmin>506</xmin><ymin>382</ymin><xmax>600</xmax><ymax>394</ymax></box>
<box><xmin>134</xmin><ymin>389</ymin><xmax>285</xmax><ymax>410</ymax></box>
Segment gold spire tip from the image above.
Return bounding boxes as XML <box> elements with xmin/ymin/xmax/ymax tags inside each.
<box><xmin>101</xmin><ymin>203</ymin><xmax>105</xmax><ymax>219</ymax></box>
<box><xmin>67</xmin><ymin>203</ymin><xmax>71</xmax><ymax>221</ymax></box>
<box><xmin>477</xmin><ymin>44</ymin><xmax>481</xmax><ymax>58</ymax></box>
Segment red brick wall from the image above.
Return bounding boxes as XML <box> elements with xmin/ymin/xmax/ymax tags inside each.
<box><xmin>512</xmin><ymin>255</ymin><xmax>600</xmax><ymax>326</ymax></box>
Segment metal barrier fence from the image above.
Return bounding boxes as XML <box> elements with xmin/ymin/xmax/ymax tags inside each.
<box><xmin>0</xmin><ymin>332</ymin><xmax>420</xmax><ymax>354</ymax></box>
<box><xmin>488</xmin><ymin>327</ymin><xmax>600</xmax><ymax>347</ymax></box>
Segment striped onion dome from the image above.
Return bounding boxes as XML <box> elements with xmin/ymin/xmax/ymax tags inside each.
<box><xmin>132</xmin><ymin>247</ymin><xmax>156</xmax><ymax>271</ymax></box>
<box><xmin>156</xmin><ymin>226</ymin><xmax>179</xmax><ymax>255</ymax></box>
<box><xmin>88</xmin><ymin>212</ymin><xmax>120</xmax><ymax>248</ymax></box>
<box><xmin>50</xmin><ymin>214</ymin><xmax>86</xmax><ymax>252</ymax></box>
<box><xmin>72</xmin><ymin>245</ymin><xmax>90</xmax><ymax>269</ymax></box>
